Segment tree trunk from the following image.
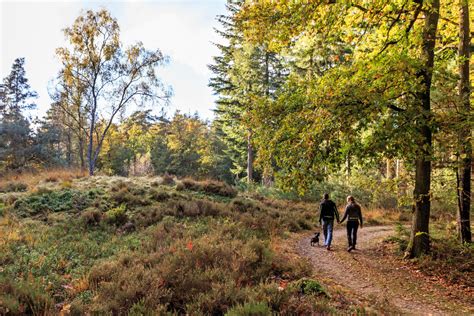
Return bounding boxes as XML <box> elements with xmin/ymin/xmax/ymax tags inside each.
<box><xmin>66</xmin><ymin>131</ymin><xmax>72</xmax><ymax>167</ymax></box>
<box><xmin>386</xmin><ymin>158</ymin><xmax>393</xmax><ymax>179</ymax></box>
<box><xmin>247</xmin><ymin>129</ymin><xmax>254</xmax><ymax>183</ymax></box>
<box><xmin>406</xmin><ymin>0</ymin><xmax>439</xmax><ymax>258</ymax></box>
<box><xmin>87</xmin><ymin>112</ymin><xmax>96</xmax><ymax>176</ymax></box>
<box><xmin>457</xmin><ymin>0</ymin><xmax>472</xmax><ymax>243</ymax></box>
<box><xmin>78</xmin><ymin>134</ymin><xmax>85</xmax><ymax>171</ymax></box>
<box><xmin>346</xmin><ymin>154</ymin><xmax>351</xmax><ymax>178</ymax></box>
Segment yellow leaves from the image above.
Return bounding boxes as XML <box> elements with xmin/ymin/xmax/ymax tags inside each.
<box><xmin>59</xmin><ymin>304</ymin><xmax>71</xmax><ymax>316</ymax></box>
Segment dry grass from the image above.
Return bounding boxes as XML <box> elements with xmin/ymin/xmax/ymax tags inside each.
<box><xmin>361</xmin><ymin>207</ymin><xmax>404</xmax><ymax>225</ymax></box>
<box><xmin>0</xmin><ymin>168</ymin><xmax>87</xmax><ymax>192</ymax></box>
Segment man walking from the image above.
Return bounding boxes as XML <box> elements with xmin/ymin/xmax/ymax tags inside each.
<box><xmin>319</xmin><ymin>193</ymin><xmax>339</xmax><ymax>250</ymax></box>
<box><xmin>339</xmin><ymin>195</ymin><xmax>363</xmax><ymax>252</ymax></box>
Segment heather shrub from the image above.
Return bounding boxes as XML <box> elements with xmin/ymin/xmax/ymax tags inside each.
<box><xmin>225</xmin><ymin>302</ymin><xmax>271</xmax><ymax>316</ymax></box>
<box><xmin>164</xmin><ymin>199</ymin><xmax>226</xmax><ymax>218</ymax></box>
<box><xmin>132</xmin><ymin>206</ymin><xmax>165</xmax><ymax>228</ymax></box>
<box><xmin>161</xmin><ymin>174</ymin><xmax>175</xmax><ymax>185</ymax></box>
<box><xmin>110</xmin><ymin>185</ymin><xmax>151</xmax><ymax>207</ymax></box>
<box><xmin>177</xmin><ymin>178</ymin><xmax>237</xmax><ymax>198</ymax></box>
<box><xmin>0</xmin><ymin>276</ymin><xmax>54</xmax><ymax>315</ymax></box>
<box><xmin>231</xmin><ymin>197</ymin><xmax>262</xmax><ymax>214</ymax></box>
<box><xmin>1</xmin><ymin>175</ymin><xmax>333</xmax><ymax>315</ymax></box>
<box><xmin>297</xmin><ymin>278</ymin><xmax>329</xmax><ymax>297</ymax></box>
<box><xmin>81</xmin><ymin>208</ymin><xmax>103</xmax><ymax>226</ymax></box>
<box><xmin>105</xmin><ymin>204</ymin><xmax>128</xmax><ymax>226</ymax></box>
<box><xmin>0</xmin><ymin>181</ymin><xmax>28</xmax><ymax>193</ymax></box>
<box><xmin>149</xmin><ymin>189</ymin><xmax>170</xmax><ymax>202</ymax></box>
<box><xmin>44</xmin><ymin>176</ymin><xmax>58</xmax><ymax>183</ymax></box>
<box><xmin>85</xmin><ymin>221</ymin><xmax>308</xmax><ymax>314</ymax></box>
<box><xmin>12</xmin><ymin>189</ymin><xmax>101</xmax><ymax>217</ymax></box>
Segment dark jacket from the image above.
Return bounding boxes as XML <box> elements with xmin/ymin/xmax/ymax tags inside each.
<box><xmin>319</xmin><ymin>199</ymin><xmax>340</xmax><ymax>224</ymax></box>
<box><xmin>340</xmin><ymin>202</ymin><xmax>363</xmax><ymax>225</ymax></box>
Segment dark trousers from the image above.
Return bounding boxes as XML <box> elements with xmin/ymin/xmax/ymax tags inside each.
<box><xmin>346</xmin><ymin>221</ymin><xmax>359</xmax><ymax>247</ymax></box>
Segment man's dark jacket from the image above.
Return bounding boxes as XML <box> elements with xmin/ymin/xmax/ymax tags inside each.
<box><xmin>319</xmin><ymin>199</ymin><xmax>340</xmax><ymax>224</ymax></box>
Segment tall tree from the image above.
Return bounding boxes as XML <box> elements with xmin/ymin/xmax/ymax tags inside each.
<box><xmin>56</xmin><ymin>9</ymin><xmax>170</xmax><ymax>175</ymax></box>
<box><xmin>0</xmin><ymin>58</ymin><xmax>37</xmax><ymax>171</ymax></box>
<box><xmin>0</xmin><ymin>58</ymin><xmax>37</xmax><ymax>115</ymax></box>
<box><xmin>50</xmin><ymin>72</ymin><xmax>90</xmax><ymax>170</ymax></box>
<box><xmin>210</xmin><ymin>0</ymin><xmax>286</xmax><ymax>183</ymax></box>
<box><xmin>405</xmin><ymin>0</ymin><xmax>440</xmax><ymax>258</ymax></box>
<box><xmin>238</xmin><ymin>1</ymin><xmax>443</xmax><ymax>256</ymax></box>
<box><xmin>456</xmin><ymin>0</ymin><xmax>472</xmax><ymax>243</ymax></box>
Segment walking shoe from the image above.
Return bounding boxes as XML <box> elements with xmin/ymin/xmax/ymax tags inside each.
<box><xmin>347</xmin><ymin>246</ymin><xmax>353</xmax><ymax>252</ymax></box>
<box><xmin>326</xmin><ymin>245</ymin><xmax>331</xmax><ymax>251</ymax></box>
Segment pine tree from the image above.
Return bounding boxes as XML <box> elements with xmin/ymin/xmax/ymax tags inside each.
<box><xmin>0</xmin><ymin>58</ymin><xmax>37</xmax><ymax>115</ymax></box>
<box><xmin>209</xmin><ymin>1</ymin><xmax>286</xmax><ymax>183</ymax></box>
<box><xmin>0</xmin><ymin>58</ymin><xmax>37</xmax><ymax>171</ymax></box>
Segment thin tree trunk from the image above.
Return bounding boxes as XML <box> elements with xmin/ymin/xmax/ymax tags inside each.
<box><xmin>66</xmin><ymin>131</ymin><xmax>72</xmax><ymax>167</ymax></box>
<box><xmin>457</xmin><ymin>0</ymin><xmax>472</xmax><ymax>243</ymax></box>
<box><xmin>406</xmin><ymin>0</ymin><xmax>439</xmax><ymax>258</ymax></box>
<box><xmin>386</xmin><ymin>158</ymin><xmax>393</xmax><ymax>179</ymax></box>
<box><xmin>346</xmin><ymin>154</ymin><xmax>351</xmax><ymax>178</ymax></box>
<box><xmin>395</xmin><ymin>159</ymin><xmax>400</xmax><ymax>178</ymax></box>
<box><xmin>247</xmin><ymin>129</ymin><xmax>254</xmax><ymax>183</ymax></box>
<box><xmin>88</xmin><ymin>108</ymin><xmax>96</xmax><ymax>176</ymax></box>
<box><xmin>78</xmin><ymin>134</ymin><xmax>85</xmax><ymax>171</ymax></box>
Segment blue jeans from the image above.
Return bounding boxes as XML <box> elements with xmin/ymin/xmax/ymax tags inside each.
<box><xmin>322</xmin><ymin>219</ymin><xmax>334</xmax><ymax>247</ymax></box>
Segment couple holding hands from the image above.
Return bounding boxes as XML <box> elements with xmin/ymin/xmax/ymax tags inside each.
<box><xmin>319</xmin><ymin>193</ymin><xmax>363</xmax><ymax>252</ymax></box>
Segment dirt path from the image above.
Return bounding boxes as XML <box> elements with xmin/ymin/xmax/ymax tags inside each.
<box><xmin>296</xmin><ymin>225</ymin><xmax>474</xmax><ymax>315</ymax></box>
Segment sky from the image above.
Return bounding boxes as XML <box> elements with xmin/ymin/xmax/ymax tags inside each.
<box><xmin>0</xmin><ymin>0</ymin><xmax>227</xmax><ymax>121</ymax></box>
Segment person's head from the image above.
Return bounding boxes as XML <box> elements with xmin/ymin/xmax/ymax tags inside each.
<box><xmin>323</xmin><ymin>193</ymin><xmax>329</xmax><ymax>200</ymax></box>
<box><xmin>347</xmin><ymin>195</ymin><xmax>355</xmax><ymax>203</ymax></box>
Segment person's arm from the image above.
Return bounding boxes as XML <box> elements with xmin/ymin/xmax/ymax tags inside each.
<box><xmin>358</xmin><ymin>205</ymin><xmax>363</xmax><ymax>227</ymax></box>
<box><xmin>319</xmin><ymin>203</ymin><xmax>323</xmax><ymax>225</ymax></box>
<box><xmin>340</xmin><ymin>205</ymin><xmax>348</xmax><ymax>223</ymax></box>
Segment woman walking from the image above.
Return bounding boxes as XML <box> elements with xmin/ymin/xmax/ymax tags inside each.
<box><xmin>339</xmin><ymin>195</ymin><xmax>363</xmax><ymax>252</ymax></box>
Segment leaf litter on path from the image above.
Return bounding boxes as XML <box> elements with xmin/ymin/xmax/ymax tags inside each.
<box><xmin>293</xmin><ymin>225</ymin><xmax>474</xmax><ymax>315</ymax></box>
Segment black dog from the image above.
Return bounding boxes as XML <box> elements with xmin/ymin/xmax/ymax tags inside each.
<box><xmin>310</xmin><ymin>232</ymin><xmax>320</xmax><ymax>246</ymax></box>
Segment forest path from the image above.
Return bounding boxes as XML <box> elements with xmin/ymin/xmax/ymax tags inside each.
<box><xmin>295</xmin><ymin>225</ymin><xmax>474</xmax><ymax>315</ymax></box>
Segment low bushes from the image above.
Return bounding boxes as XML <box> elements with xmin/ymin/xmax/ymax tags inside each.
<box><xmin>0</xmin><ymin>277</ymin><xmax>54</xmax><ymax>315</ymax></box>
<box><xmin>177</xmin><ymin>178</ymin><xmax>238</xmax><ymax>198</ymax></box>
<box><xmin>105</xmin><ymin>204</ymin><xmax>128</xmax><ymax>226</ymax></box>
<box><xmin>1</xmin><ymin>176</ymin><xmax>332</xmax><ymax>315</ymax></box>
<box><xmin>226</xmin><ymin>302</ymin><xmax>271</xmax><ymax>316</ymax></box>
<box><xmin>164</xmin><ymin>199</ymin><xmax>227</xmax><ymax>218</ymax></box>
<box><xmin>0</xmin><ymin>181</ymin><xmax>28</xmax><ymax>193</ymax></box>
<box><xmin>84</xmin><ymin>220</ymin><xmax>316</xmax><ymax>314</ymax></box>
<box><xmin>149</xmin><ymin>189</ymin><xmax>170</xmax><ymax>202</ymax></box>
<box><xmin>12</xmin><ymin>188</ymin><xmax>103</xmax><ymax>218</ymax></box>
<box><xmin>81</xmin><ymin>208</ymin><xmax>103</xmax><ymax>226</ymax></box>
<box><xmin>109</xmin><ymin>184</ymin><xmax>151</xmax><ymax>207</ymax></box>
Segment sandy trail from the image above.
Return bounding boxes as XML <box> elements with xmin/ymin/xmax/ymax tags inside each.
<box><xmin>296</xmin><ymin>225</ymin><xmax>474</xmax><ymax>315</ymax></box>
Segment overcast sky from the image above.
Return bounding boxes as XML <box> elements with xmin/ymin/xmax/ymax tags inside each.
<box><xmin>0</xmin><ymin>0</ymin><xmax>226</xmax><ymax>120</ymax></box>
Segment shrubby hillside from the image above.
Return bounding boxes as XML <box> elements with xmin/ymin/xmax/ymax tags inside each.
<box><xmin>0</xmin><ymin>173</ymin><xmax>356</xmax><ymax>315</ymax></box>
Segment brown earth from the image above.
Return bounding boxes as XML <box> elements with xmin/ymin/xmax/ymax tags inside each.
<box><xmin>295</xmin><ymin>225</ymin><xmax>474</xmax><ymax>315</ymax></box>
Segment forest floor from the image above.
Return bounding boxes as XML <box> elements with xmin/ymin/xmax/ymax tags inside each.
<box><xmin>294</xmin><ymin>225</ymin><xmax>474</xmax><ymax>315</ymax></box>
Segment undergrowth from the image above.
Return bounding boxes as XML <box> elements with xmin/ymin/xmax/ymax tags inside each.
<box><xmin>0</xmin><ymin>176</ymin><xmax>347</xmax><ymax>315</ymax></box>
<box><xmin>384</xmin><ymin>222</ymin><xmax>474</xmax><ymax>288</ymax></box>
